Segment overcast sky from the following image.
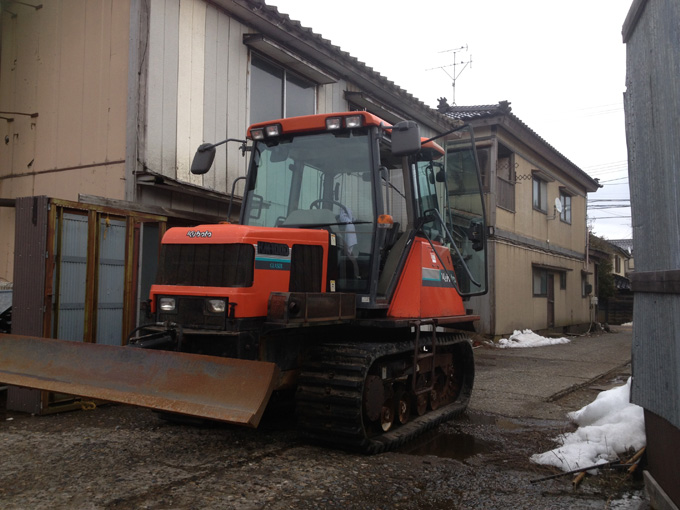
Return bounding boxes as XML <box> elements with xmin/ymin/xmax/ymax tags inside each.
<box><xmin>266</xmin><ymin>0</ymin><xmax>633</xmax><ymax>240</ymax></box>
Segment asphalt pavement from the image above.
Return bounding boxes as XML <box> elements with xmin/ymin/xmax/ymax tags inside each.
<box><xmin>469</xmin><ymin>325</ymin><xmax>633</xmax><ymax>420</ymax></box>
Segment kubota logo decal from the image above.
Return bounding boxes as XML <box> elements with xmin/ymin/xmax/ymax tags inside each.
<box><xmin>186</xmin><ymin>230</ymin><xmax>212</xmax><ymax>238</ymax></box>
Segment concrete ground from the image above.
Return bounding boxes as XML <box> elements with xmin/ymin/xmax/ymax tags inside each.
<box><xmin>470</xmin><ymin>324</ymin><xmax>633</xmax><ymax>420</ymax></box>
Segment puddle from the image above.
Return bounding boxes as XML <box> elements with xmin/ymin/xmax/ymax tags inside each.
<box><xmin>397</xmin><ymin>429</ymin><xmax>493</xmax><ymax>460</ymax></box>
<box><xmin>465</xmin><ymin>412</ymin><xmax>522</xmax><ymax>430</ymax></box>
<box><xmin>397</xmin><ymin>413</ymin><xmax>529</xmax><ymax>460</ymax></box>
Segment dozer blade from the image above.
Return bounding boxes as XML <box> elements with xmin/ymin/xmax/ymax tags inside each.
<box><xmin>0</xmin><ymin>334</ymin><xmax>279</xmax><ymax>427</ymax></box>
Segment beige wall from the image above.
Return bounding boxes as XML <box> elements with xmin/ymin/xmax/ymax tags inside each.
<box><xmin>469</xmin><ymin>125</ymin><xmax>594</xmax><ymax>336</ymax></box>
<box><xmin>494</xmin><ymin>242</ymin><xmax>591</xmax><ymax>335</ymax></box>
<box><xmin>0</xmin><ymin>0</ymin><xmax>130</xmax><ymax>281</ymax></box>
<box><xmin>495</xmin><ymin>146</ymin><xmax>588</xmax><ymax>256</ymax></box>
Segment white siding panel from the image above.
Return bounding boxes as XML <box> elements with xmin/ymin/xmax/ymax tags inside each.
<box><xmin>212</xmin><ymin>12</ymin><xmax>231</xmax><ymax>193</ymax></box>
<box><xmin>202</xmin><ymin>6</ymin><xmax>218</xmax><ymax>190</ymax></box>
<box><xmin>161</xmin><ymin>1</ymin><xmax>180</xmax><ymax>177</ymax></box>
<box><xmin>176</xmin><ymin>0</ymin><xmax>205</xmax><ymax>185</ymax></box>
<box><xmin>318</xmin><ymin>81</ymin><xmax>349</xmax><ymax>114</ymax></box>
<box><xmin>145</xmin><ymin>0</ymin><xmax>165</xmax><ymax>173</ymax></box>
<box><xmin>227</xmin><ymin>20</ymin><xmax>250</xmax><ymax>188</ymax></box>
<box><xmin>201</xmin><ymin>4</ymin><xmax>232</xmax><ymax>192</ymax></box>
<box><xmin>146</xmin><ymin>0</ymin><xmax>180</xmax><ymax>177</ymax></box>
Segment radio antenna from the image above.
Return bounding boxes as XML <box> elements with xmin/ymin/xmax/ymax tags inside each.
<box><xmin>426</xmin><ymin>45</ymin><xmax>472</xmax><ymax>105</ymax></box>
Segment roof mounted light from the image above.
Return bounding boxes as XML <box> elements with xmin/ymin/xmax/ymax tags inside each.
<box><xmin>265</xmin><ymin>124</ymin><xmax>281</xmax><ymax>137</ymax></box>
<box><xmin>251</xmin><ymin>128</ymin><xmax>265</xmax><ymax>140</ymax></box>
<box><xmin>326</xmin><ymin>117</ymin><xmax>342</xmax><ymax>130</ymax></box>
<box><xmin>345</xmin><ymin>115</ymin><xmax>363</xmax><ymax>128</ymax></box>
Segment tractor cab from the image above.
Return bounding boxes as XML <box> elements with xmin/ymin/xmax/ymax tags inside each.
<box><xmin>239</xmin><ymin>112</ymin><xmax>487</xmax><ymax>308</ymax></box>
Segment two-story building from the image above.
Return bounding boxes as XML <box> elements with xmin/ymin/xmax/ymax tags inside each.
<box><xmin>441</xmin><ymin>102</ymin><xmax>601</xmax><ymax>337</ymax></box>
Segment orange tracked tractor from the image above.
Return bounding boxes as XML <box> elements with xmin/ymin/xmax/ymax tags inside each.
<box><xmin>0</xmin><ymin>112</ymin><xmax>487</xmax><ymax>452</ymax></box>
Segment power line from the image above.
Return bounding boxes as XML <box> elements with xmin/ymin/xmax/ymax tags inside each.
<box><xmin>589</xmin><ymin>216</ymin><xmax>632</xmax><ymax>219</ymax></box>
<box><xmin>589</xmin><ymin>199</ymin><xmax>631</xmax><ymax>202</ymax></box>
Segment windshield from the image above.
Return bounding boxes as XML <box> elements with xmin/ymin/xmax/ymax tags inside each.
<box><xmin>243</xmin><ymin>129</ymin><xmax>375</xmax><ymax>292</ymax></box>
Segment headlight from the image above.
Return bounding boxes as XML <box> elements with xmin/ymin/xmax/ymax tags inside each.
<box><xmin>207</xmin><ymin>299</ymin><xmax>226</xmax><ymax>314</ymax></box>
<box><xmin>159</xmin><ymin>297</ymin><xmax>176</xmax><ymax>311</ymax></box>
<box><xmin>265</xmin><ymin>124</ymin><xmax>281</xmax><ymax>137</ymax></box>
<box><xmin>325</xmin><ymin>117</ymin><xmax>342</xmax><ymax>130</ymax></box>
<box><xmin>345</xmin><ymin>115</ymin><xmax>363</xmax><ymax>128</ymax></box>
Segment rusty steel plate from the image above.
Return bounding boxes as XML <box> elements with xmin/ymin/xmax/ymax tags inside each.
<box><xmin>0</xmin><ymin>334</ymin><xmax>279</xmax><ymax>427</ymax></box>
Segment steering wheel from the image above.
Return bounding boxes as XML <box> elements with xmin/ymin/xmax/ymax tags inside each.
<box><xmin>309</xmin><ymin>199</ymin><xmax>350</xmax><ymax>219</ymax></box>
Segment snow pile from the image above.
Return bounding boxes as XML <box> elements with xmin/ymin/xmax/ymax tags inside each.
<box><xmin>531</xmin><ymin>378</ymin><xmax>646</xmax><ymax>471</ymax></box>
<box><xmin>497</xmin><ymin>329</ymin><xmax>570</xmax><ymax>349</ymax></box>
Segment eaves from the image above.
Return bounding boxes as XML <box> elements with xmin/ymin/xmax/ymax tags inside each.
<box><xmin>468</xmin><ymin>114</ymin><xmax>600</xmax><ymax>193</ymax></box>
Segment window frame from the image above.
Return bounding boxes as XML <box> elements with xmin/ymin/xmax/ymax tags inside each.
<box><xmin>496</xmin><ymin>148</ymin><xmax>515</xmax><ymax>212</ymax></box>
<box><xmin>249</xmin><ymin>53</ymin><xmax>316</xmax><ymax>124</ymax></box>
<box><xmin>560</xmin><ymin>271</ymin><xmax>567</xmax><ymax>290</ymax></box>
<box><xmin>532</xmin><ymin>176</ymin><xmax>548</xmax><ymax>213</ymax></box>
<box><xmin>533</xmin><ymin>268</ymin><xmax>548</xmax><ymax>297</ymax></box>
<box><xmin>559</xmin><ymin>191</ymin><xmax>572</xmax><ymax>224</ymax></box>
<box><xmin>581</xmin><ymin>273</ymin><xmax>591</xmax><ymax>298</ymax></box>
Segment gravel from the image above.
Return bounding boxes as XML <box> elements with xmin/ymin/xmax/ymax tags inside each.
<box><xmin>0</xmin><ymin>393</ymin><xmax>645</xmax><ymax>510</ymax></box>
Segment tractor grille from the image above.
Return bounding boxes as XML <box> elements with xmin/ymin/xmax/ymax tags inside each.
<box><xmin>157</xmin><ymin>243</ymin><xmax>254</xmax><ymax>287</ymax></box>
<box><xmin>289</xmin><ymin>244</ymin><xmax>323</xmax><ymax>292</ymax></box>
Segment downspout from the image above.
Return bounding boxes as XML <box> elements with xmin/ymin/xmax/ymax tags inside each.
<box><xmin>585</xmin><ymin>195</ymin><xmax>590</xmax><ymax>270</ymax></box>
<box><xmin>125</xmin><ymin>0</ymin><xmax>148</xmax><ymax>203</ymax></box>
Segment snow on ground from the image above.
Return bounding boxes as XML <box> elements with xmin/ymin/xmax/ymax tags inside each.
<box><xmin>531</xmin><ymin>378</ymin><xmax>646</xmax><ymax>471</ymax></box>
<box><xmin>497</xmin><ymin>329</ymin><xmax>570</xmax><ymax>348</ymax></box>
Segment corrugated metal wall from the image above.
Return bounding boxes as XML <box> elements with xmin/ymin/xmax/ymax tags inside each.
<box><xmin>12</xmin><ymin>196</ymin><xmax>49</xmax><ymax>336</ymax></box>
<box><xmin>96</xmin><ymin>217</ymin><xmax>127</xmax><ymax>345</ymax></box>
<box><xmin>55</xmin><ymin>213</ymin><xmax>89</xmax><ymax>342</ymax></box>
<box><xmin>624</xmin><ymin>0</ymin><xmax>680</xmax><ymax>428</ymax></box>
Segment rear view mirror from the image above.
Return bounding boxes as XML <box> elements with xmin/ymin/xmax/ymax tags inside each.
<box><xmin>391</xmin><ymin>121</ymin><xmax>421</xmax><ymax>157</ymax></box>
<box><xmin>191</xmin><ymin>143</ymin><xmax>216</xmax><ymax>175</ymax></box>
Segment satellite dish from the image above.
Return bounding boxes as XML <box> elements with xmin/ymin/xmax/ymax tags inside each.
<box><xmin>554</xmin><ymin>197</ymin><xmax>564</xmax><ymax>214</ymax></box>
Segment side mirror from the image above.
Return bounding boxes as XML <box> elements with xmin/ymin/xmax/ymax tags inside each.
<box><xmin>191</xmin><ymin>143</ymin><xmax>217</xmax><ymax>175</ymax></box>
<box><xmin>391</xmin><ymin>121</ymin><xmax>421</xmax><ymax>157</ymax></box>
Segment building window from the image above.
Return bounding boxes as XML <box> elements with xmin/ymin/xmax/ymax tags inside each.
<box><xmin>582</xmin><ymin>273</ymin><xmax>592</xmax><ymax>297</ymax></box>
<box><xmin>560</xmin><ymin>271</ymin><xmax>567</xmax><ymax>290</ymax></box>
<box><xmin>559</xmin><ymin>192</ymin><xmax>572</xmax><ymax>224</ymax></box>
<box><xmin>533</xmin><ymin>269</ymin><xmax>548</xmax><ymax>297</ymax></box>
<box><xmin>497</xmin><ymin>147</ymin><xmax>515</xmax><ymax>212</ymax></box>
<box><xmin>533</xmin><ymin>176</ymin><xmax>547</xmax><ymax>213</ymax></box>
<box><xmin>615</xmin><ymin>255</ymin><xmax>621</xmax><ymax>273</ymax></box>
<box><xmin>476</xmin><ymin>147</ymin><xmax>491</xmax><ymax>192</ymax></box>
<box><xmin>250</xmin><ymin>54</ymin><xmax>315</xmax><ymax>124</ymax></box>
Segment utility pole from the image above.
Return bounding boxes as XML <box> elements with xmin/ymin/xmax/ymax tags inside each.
<box><xmin>427</xmin><ymin>45</ymin><xmax>472</xmax><ymax>106</ymax></box>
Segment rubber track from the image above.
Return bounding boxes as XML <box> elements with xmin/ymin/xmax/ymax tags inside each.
<box><xmin>295</xmin><ymin>333</ymin><xmax>473</xmax><ymax>453</ymax></box>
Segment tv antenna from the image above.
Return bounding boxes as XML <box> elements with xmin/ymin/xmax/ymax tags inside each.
<box><xmin>427</xmin><ymin>45</ymin><xmax>472</xmax><ymax>106</ymax></box>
